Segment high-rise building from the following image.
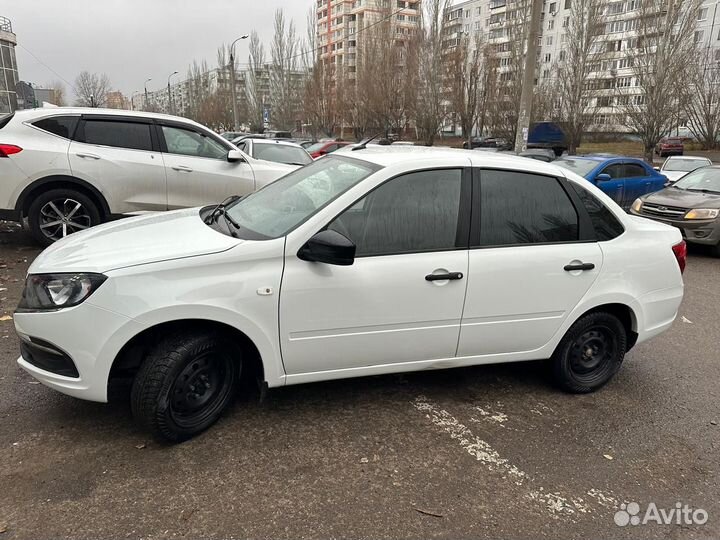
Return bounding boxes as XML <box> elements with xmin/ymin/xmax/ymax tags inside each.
<box><xmin>315</xmin><ymin>0</ymin><xmax>421</xmax><ymax>79</ymax></box>
<box><xmin>0</xmin><ymin>16</ymin><xmax>19</xmax><ymax>114</ymax></box>
<box><xmin>445</xmin><ymin>0</ymin><xmax>720</xmax><ymax>134</ymax></box>
<box><xmin>106</xmin><ymin>91</ymin><xmax>129</xmax><ymax>110</ymax></box>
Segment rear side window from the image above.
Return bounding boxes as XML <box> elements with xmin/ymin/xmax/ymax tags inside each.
<box><xmin>32</xmin><ymin>116</ymin><xmax>78</xmax><ymax>139</ymax></box>
<box><xmin>569</xmin><ymin>182</ymin><xmax>624</xmax><ymax>241</ymax></box>
<box><xmin>478</xmin><ymin>170</ymin><xmax>579</xmax><ymax>246</ymax></box>
<box><xmin>79</xmin><ymin>119</ymin><xmax>153</xmax><ymax>151</ymax></box>
<box><xmin>623</xmin><ymin>163</ymin><xmax>647</xmax><ymax>178</ymax></box>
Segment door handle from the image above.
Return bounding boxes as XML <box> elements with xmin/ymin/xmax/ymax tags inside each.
<box><xmin>75</xmin><ymin>152</ymin><xmax>100</xmax><ymax>160</ymax></box>
<box><xmin>172</xmin><ymin>165</ymin><xmax>193</xmax><ymax>172</ymax></box>
<box><xmin>425</xmin><ymin>272</ymin><xmax>464</xmax><ymax>281</ymax></box>
<box><xmin>564</xmin><ymin>262</ymin><xmax>595</xmax><ymax>272</ymax></box>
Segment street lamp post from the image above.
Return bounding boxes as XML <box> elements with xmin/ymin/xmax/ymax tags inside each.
<box><xmin>167</xmin><ymin>71</ymin><xmax>179</xmax><ymax>115</ymax></box>
<box><xmin>230</xmin><ymin>34</ymin><xmax>249</xmax><ymax>131</ymax></box>
<box><xmin>144</xmin><ymin>78</ymin><xmax>152</xmax><ymax>111</ymax></box>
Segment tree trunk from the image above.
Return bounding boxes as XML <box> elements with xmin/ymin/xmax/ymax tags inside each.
<box><xmin>644</xmin><ymin>146</ymin><xmax>654</xmax><ymax>164</ymax></box>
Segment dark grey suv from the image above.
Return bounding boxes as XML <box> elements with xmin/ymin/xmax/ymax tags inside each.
<box><xmin>630</xmin><ymin>165</ymin><xmax>720</xmax><ymax>256</ymax></box>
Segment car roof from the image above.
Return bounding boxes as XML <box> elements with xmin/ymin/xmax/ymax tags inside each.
<box><xmin>335</xmin><ymin>145</ymin><xmax>566</xmax><ymax>175</ymax></box>
<box><xmin>13</xmin><ymin>106</ymin><xmax>210</xmax><ymax>130</ymax></box>
<box><xmin>252</xmin><ymin>139</ymin><xmax>304</xmax><ymax>148</ymax></box>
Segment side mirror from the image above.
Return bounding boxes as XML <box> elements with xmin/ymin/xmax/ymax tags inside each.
<box><xmin>227</xmin><ymin>149</ymin><xmax>245</xmax><ymax>162</ymax></box>
<box><xmin>653</xmin><ymin>166</ymin><xmax>660</xmax><ymax>171</ymax></box>
<box><xmin>596</xmin><ymin>173</ymin><xmax>612</xmax><ymax>182</ymax></box>
<box><xmin>298</xmin><ymin>230</ymin><xmax>356</xmax><ymax>266</ymax></box>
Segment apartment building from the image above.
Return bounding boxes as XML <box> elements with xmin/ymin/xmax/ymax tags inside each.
<box><xmin>316</xmin><ymin>0</ymin><xmax>421</xmax><ymax>79</ymax></box>
<box><xmin>447</xmin><ymin>0</ymin><xmax>720</xmax><ymax>133</ymax></box>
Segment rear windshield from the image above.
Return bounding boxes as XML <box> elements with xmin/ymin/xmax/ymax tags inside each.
<box><xmin>253</xmin><ymin>143</ymin><xmax>312</xmax><ymax>166</ymax></box>
<box><xmin>0</xmin><ymin>113</ymin><xmax>14</xmax><ymax>130</ymax></box>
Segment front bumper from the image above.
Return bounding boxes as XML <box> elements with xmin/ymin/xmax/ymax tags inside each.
<box><xmin>629</xmin><ymin>209</ymin><xmax>720</xmax><ymax>246</ymax></box>
<box><xmin>14</xmin><ymin>302</ymin><xmax>142</xmax><ymax>402</ymax></box>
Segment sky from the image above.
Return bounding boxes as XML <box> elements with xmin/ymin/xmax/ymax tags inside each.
<box><xmin>6</xmin><ymin>0</ymin><xmax>310</xmax><ymax>100</ymax></box>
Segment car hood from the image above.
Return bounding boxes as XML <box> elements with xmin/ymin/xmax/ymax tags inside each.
<box><xmin>661</xmin><ymin>170</ymin><xmax>689</xmax><ymax>182</ymax></box>
<box><xmin>28</xmin><ymin>209</ymin><xmax>241</xmax><ymax>274</ymax></box>
<box><xmin>642</xmin><ymin>187</ymin><xmax>720</xmax><ymax>208</ymax></box>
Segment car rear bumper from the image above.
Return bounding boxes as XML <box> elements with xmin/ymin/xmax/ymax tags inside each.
<box><xmin>629</xmin><ymin>210</ymin><xmax>720</xmax><ymax>246</ymax></box>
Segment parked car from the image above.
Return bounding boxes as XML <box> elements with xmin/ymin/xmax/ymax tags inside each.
<box><xmin>263</xmin><ymin>130</ymin><xmax>293</xmax><ymax>140</ymax></box>
<box><xmin>0</xmin><ymin>108</ymin><xmax>294</xmax><ymax>246</ymax></box>
<box><xmin>656</xmin><ymin>156</ymin><xmax>712</xmax><ymax>183</ymax></box>
<box><xmin>233</xmin><ymin>138</ymin><xmax>313</xmax><ymax>167</ymax></box>
<box><xmin>555</xmin><ymin>155</ymin><xmax>667</xmax><ymax>209</ymax></box>
<box><xmin>295</xmin><ymin>139</ymin><xmax>317</xmax><ymax>149</ymax></box>
<box><xmin>462</xmin><ymin>137</ymin><xmax>510</xmax><ymax>150</ymax></box>
<box><xmin>14</xmin><ymin>147</ymin><xmax>685</xmax><ymax>442</ymax></box>
<box><xmin>527</xmin><ymin>121</ymin><xmax>568</xmax><ymax>156</ymax></box>
<box><xmin>231</xmin><ymin>133</ymin><xmax>265</xmax><ymax>144</ymax></box>
<box><xmin>220</xmin><ymin>131</ymin><xmax>244</xmax><ymax>141</ymax></box>
<box><xmin>517</xmin><ymin>148</ymin><xmax>556</xmax><ymax>162</ymax></box>
<box><xmin>655</xmin><ymin>137</ymin><xmax>685</xmax><ymax>157</ymax></box>
<box><xmin>630</xmin><ymin>165</ymin><xmax>720</xmax><ymax>256</ymax></box>
<box><xmin>306</xmin><ymin>140</ymin><xmax>351</xmax><ymax>158</ymax></box>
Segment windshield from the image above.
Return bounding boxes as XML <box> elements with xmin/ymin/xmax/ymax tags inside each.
<box><xmin>663</xmin><ymin>158</ymin><xmax>710</xmax><ymax>172</ymax></box>
<box><xmin>555</xmin><ymin>158</ymin><xmax>599</xmax><ymax>178</ymax></box>
<box><xmin>253</xmin><ymin>143</ymin><xmax>313</xmax><ymax>166</ymax></box>
<box><xmin>673</xmin><ymin>167</ymin><xmax>720</xmax><ymax>193</ymax></box>
<box><xmin>224</xmin><ymin>155</ymin><xmax>379</xmax><ymax>239</ymax></box>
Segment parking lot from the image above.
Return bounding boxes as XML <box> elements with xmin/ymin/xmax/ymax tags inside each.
<box><xmin>0</xmin><ymin>221</ymin><xmax>718</xmax><ymax>540</ymax></box>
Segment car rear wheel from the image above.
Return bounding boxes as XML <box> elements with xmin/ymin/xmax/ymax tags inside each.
<box><xmin>28</xmin><ymin>188</ymin><xmax>101</xmax><ymax>246</ymax></box>
<box><xmin>550</xmin><ymin>312</ymin><xmax>627</xmax><ymax>393</ymax></box>
<box><xmin>131</xmin><ymin>332</ymin><xmax>240</xmax><ymax>443</ymax></box>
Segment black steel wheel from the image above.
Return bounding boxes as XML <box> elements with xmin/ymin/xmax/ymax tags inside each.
<box><xmin>131</xmin><ymin>333</ymin><xmax>240</xmax><ymax>443</ymax></box>
<box><xmin>550</xmin><ymin>312</ymin><xmax>627</xmax><ymax>393</ymax></box>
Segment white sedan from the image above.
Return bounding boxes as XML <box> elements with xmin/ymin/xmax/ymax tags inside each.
<box><xmin>13</xmin><ymin>147</ymin><xmax>685</xmax><ymax>442</ymax></box>
<box><xmin>658</xmin><ymin>156</ymin><xmax>712</xmax><ymax>183</ymax></box>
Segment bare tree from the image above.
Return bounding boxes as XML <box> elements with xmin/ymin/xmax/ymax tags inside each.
<box><xmin>551</xmin><ymin>0</ymin><xmax>604</xmax><ymax>154</ymax></box>
<box><xmin>618</xmin><ymin>0</ymin><xmax>702</xmax><ymax>162</ymax></box>
<box><xmin>446</xmin><ymin>34</ymin><xmax>485</xmax><ymax>148</ymax></box>
<box><xmin>74</xmin><ymin>71</ymin><xmax>111</xmax><ymax>107</ymax></box>
<box><xmin>270</xmin><ymin>10</ymin><xmax>302</xmax><ymax>131</ymax></box>
<box><xmin>45</xmin><ymin>81</ymin><xmax>67</xmax><ymax>106</ymax></box>
<box><xmin>684</xmin><ymin>47</ymin><xmax>720</xmax><ymax>149</ymax></box>
<box><xmin>246</xmin><ymin>31</ymin><xmax>267</xmax><ymax>132</ymax></box>
<box><xmin>414</xmin><ymin>0</ymin><xmax>452</xmax><ymax>145</ymax></box>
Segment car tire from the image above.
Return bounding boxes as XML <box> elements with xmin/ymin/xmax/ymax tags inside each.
<box><xmin>131</xmin><ymin>332</ymin><xmax>240</xmax><ymax>443</ymax></box>
<box><xmin>550</xmin><ymin>312</ymin><xmax>627</xmax><ymax>394</ymax></box>
<box><xmin>28</xmin><ymin>188</ymin><xmax>101</xmax><ymax>247</ymax></box>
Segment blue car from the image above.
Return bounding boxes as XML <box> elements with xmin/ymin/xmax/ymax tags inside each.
<box><xmin>555</xmin><ymin>155</ymin><xmax>667</xmax><ymax>210</ymax></box>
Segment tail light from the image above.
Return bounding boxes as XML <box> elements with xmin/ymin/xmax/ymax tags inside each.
<box><xmin>0</xmin><ymin>144</ymin><xmax>22</xmax><ymax>157</ymax></box>
<box><xmin>672</xmin><ymin>241</ymin><xmax>687</xmax><ymax>274</ymax></box>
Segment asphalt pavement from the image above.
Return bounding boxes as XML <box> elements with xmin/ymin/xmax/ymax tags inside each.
<box><xmin>0</xmin><ymin>221</ymin><xmax>718</xmax><ymax>540</ymax></box>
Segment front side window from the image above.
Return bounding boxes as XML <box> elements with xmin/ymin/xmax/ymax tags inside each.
<box><xmin>327</xmin><ymin>169</ymin><xmax>463</xmax><ymax>257</ymax></box>
<box><xmin>161</xmin><ymin>125</ymin><xmax>228</xmax><ymax>159</ymax></box>
<box><xmin>80</xmin><ymin>119</ymin><xmax>152</xmax><ymax>151</ymax></box>
<box><xmin>600</xmin><ymin>163</ymin><xmax>625</xmax><ymax>179</ymax></box>
<box><xmin>479</xmin><ymin>170</ymin><xmax>578</xmax><ymax>246</ymax></box>
<box><xmin>569</xmin><ymin>182</ymin><xmax>624</xmax><ymax>241</ymax></box>
<box><xmin>224</xmin><ymin>155</ymin><xmax>378</xmax><ymax>239</ymax></box>
<box><xmin>33</xmin><ymin>116</ymin><xmax>78</xmax><ymax>139</ymax></box>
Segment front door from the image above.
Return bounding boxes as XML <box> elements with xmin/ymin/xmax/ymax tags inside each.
<box><xmin>68</xmin><ymin>115</ymin><xmax>167</xmax><ymax>213</ymax></box>
<box><xmin>158</xmin><ymin>123</ymin><xmax>256</xmax><ymax>208</ymax></box>
<box><xmin>279</xmin><ymin>168</ymin><xmax>471</xmax><ymax>375</ymax></box>
<box><xmin>457</xmin><ymin>169</ymin><xmax>603</xmax><ymax>357</ymax></box>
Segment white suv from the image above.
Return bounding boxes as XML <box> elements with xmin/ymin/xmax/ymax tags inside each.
<box><xmin>0</xmin><ymin>108</ymin><xmax>294</xmax><ymax>245</ymax></box>
<box><xmin>13</xmin><ymin>147</ymin><xmax>685</xmax><ymax>442</ymax></box>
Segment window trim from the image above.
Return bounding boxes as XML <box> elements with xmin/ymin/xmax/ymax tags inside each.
<box><xmin>156</xmin><ymin>120</ymin><xmax>233</xmax><ymax>161</ymax></box>
<box><xmin>313</xmin><ymin>166</ymin><xmax>473</xmax><ymax>259</ymax></box>
<box><xmin>75</xmin><ymin>114</ymin><xmax>160</xmax><ymax>152</ymax></box>
<box><xmin>469</xmin><ymin>167</ymin><xmax>596</xmax><ymax>249</ymax></box>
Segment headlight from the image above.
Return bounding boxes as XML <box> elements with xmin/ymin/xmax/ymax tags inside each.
<box><xmin>17</xmin><ymin>273</ymin><xmax>107</xmax><ymax>312</ymax></box>
<box><xmin>631</xmin><ymin>198</ymin><xmax>643</xmax><ymax>213</ymax></box>
<box><xmin>684</xmin><ymin>208</ymin><xmax>720</xmax><ymax>220</ymax></box>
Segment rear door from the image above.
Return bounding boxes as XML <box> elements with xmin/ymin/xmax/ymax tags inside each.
<box><xmin>68</xmin><ymin>115</ymin><xmax>167</xmax><ymax>213</ymax></box>
<box><xmin>623</xmin><ymin>161</ymin><xmax>658</xmax><ymax>205</ymax></box>
<box><xmin>158</xmin><ymin>122</ymin><xmax>256</xmax><ymax>208</ymax></box>
<box><xmin>457</xmin><ymin>168</ymin><xmax>602</xmax><ymax>357</ymax></box>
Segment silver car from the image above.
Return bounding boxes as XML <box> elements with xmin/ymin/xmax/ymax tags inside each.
<box><xmin>0</xmin><ymin>108</ymin><xmax>294</xmax><ymax>245</ymax></box>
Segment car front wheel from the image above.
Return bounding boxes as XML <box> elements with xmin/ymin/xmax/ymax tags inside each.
<box><xmin>131</xmin><ymin>332</ymin><xmax>240</xmax><ymax>442</ymax></box>
<box><xmin>550</xmin><ymin>312</ymin><xmax>627</xmax><ymax>393</ymax></box>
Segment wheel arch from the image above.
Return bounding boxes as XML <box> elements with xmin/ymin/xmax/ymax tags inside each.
<box><xmin>15</xmin><ymin>175</ymin><xmax>111</xmax><ymax>219</ymax></box>
<box><xmin>108</xmin><ymin>319</ymin><xmax>265</xmax><ymax>397</ymax></box>
<box><xmin>573</xmin><ymin>302</ymin><xmax>639</xmax><ymax>351</ymax></box>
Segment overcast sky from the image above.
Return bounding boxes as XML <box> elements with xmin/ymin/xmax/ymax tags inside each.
<box><xmin>7</xmin><ymin>0</ymin><xmax>310</xmax><ymax>100</ymax></box>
